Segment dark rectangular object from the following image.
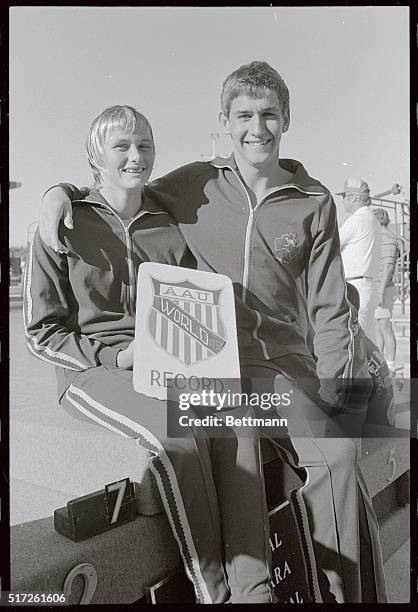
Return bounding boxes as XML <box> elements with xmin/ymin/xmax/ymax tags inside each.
<box><xmin>263</xmin><ymin>456</ymin><xmax>304</xmax><ymax>511</ymax></box>
<box><xmin>145</xmin><ymin>569</ymin><xmax>195</xmax><ymax>604</ymax></box>
<box><xmin>269</xmin><ymin>501</ymin><xmax>313</xmax><ymax>603</ymax></box>
<box><xmin>54</xmin><ymin>478</ymin><xmax>136</xmax><ymax>542</ymax></box>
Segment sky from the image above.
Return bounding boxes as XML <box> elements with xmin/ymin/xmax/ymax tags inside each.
<box><xmin>9</xmin><ymin>5</ymin><xmax>409</xmax><ymax>246</ymax></box>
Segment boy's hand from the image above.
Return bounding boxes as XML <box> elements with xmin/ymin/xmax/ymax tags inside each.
<box><xmin>116</xmin><ymin>341</ymin><xmax>135</xmax><ymax>370</ymax></box>
<box><xmin>39</xmin><ymin>187</ymin><xmax>73</xmax><ymax>253</ymax></box>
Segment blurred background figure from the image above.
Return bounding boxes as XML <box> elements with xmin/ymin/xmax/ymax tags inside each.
<box><xmin>346</xmin><ymin>282</ymin><xmax>396</xmax><ymax>429</ymax></box>
<box><xmin>373</xmin><ymin>207</ymin><xmax>401</xmax><ymax>376</ymax></box>
<box><xmin>337</xmin><ymin>178</ymin><xmax>381</xmax><ymax>341</ymax></box>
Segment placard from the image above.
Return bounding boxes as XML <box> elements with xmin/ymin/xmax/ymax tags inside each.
<box><xmin>134</xmin><ymin>263</ymin><xmax>241</xmax><ymax>400</ymax></box>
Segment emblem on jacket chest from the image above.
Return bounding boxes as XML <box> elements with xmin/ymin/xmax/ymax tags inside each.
<box><xmin>273</xmin><ymin>233</ymin><xmax>301</xmax><ymax>263</ymax></box>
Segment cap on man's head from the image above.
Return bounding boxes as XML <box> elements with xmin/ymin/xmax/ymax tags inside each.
<box><xmin>336</xmin><ymin>178</ymin><xmax>370</xmax><ymax>197</ymax></box>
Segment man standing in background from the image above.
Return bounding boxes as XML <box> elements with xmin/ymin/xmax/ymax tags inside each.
<box><xmin>372</xmin><ymin>207</ymin><xmax>400</xmax><ymax>376</ymax></box>
<box><xmin>338</xmin><ymin>178</ymin><xmax>382</xmax><ymax>341</ymax></box>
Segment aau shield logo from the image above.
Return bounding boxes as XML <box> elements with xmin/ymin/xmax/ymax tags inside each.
<box><xmin>148</xmin><ymin>278</ymin><xmax>227</xmax><ymax>366</ymax></box>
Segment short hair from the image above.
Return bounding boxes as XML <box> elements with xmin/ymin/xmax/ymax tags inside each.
<box><xmin>86</xmin><ymin>105</ymin><xmax>154</xmax><ymax>184</ymax></box>
<box><xmin>221</xmin><ymin>61</ymin><xmax>290</xmax><ymax>120</ymax></box>
<box><xmin>373</xmin><ymin>207</ymin><xmax>390</xmax><ymax>226</ymax></box>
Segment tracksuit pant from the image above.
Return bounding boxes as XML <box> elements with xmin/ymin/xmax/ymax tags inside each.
<box><xmin>59</xmin><ymin>365</ymin><xmax>273</xmax><ymax>604</ymax></box>
<box><xmin>241</xmin><ymin>355</ymin><xmax>388</xmax><ymax>604</ymax></box>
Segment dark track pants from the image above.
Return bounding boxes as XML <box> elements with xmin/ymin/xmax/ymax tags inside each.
<box><xmin>241</xmin><ymin>355</ymin><xmax>387</xmax><ymax>603</ymax></box>
<box><xmin>60</xmin><ymin>365</ymin><xmax>273</xmax><ymax>604</ymax></box>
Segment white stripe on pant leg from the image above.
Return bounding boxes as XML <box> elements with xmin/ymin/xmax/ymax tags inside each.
<box><xmin>66</xmin><ymin>385</ymin><xmax>213</xmax><ymax>603</ymax></box>
<box><xmin>147</xmin><ymin>458</ymin><xmax>210</xmax><ymax>603</ymax></box>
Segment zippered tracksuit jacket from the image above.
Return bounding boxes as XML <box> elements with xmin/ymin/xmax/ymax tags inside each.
<box><xmin>52</xmin><ymin>155</ymin><xmax>386</xmax><ymax>602</ymax></box>
<box><xmin>24</xmin><ymin>189</ymin><xmax>276</xmax><ymax>604</ymax></box>
<box><xmin>148</xmin><ymin>156</ymin><xmax>386</xmax><ymax>602</ymax></box>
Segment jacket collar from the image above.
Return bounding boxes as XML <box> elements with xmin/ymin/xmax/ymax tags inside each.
<box><xmin>210</xmin><ymin>154</ymin><xmax>327</xmax><ymax>196</ymax></box>
<box><xmin>77</xmin><ymin>186</ymin><xmax>168</xmax><ymax>216</ymax></box>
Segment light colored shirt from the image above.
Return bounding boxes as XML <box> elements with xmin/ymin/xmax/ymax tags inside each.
<box><xmin>339</xmin><ymin>206</ymin><xmax>382</xmax><ymax>279</ymax></box>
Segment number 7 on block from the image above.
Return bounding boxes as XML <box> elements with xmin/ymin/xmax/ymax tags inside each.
<box><xmin>106</xmin><ymin>479</ymin><xmax>128</xmax><ymax>524</ymax></box>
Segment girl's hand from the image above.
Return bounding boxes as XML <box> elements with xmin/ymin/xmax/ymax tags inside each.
<box><xmin>116</xmin><ymin>341</ymin><xmax>135</xmax><ymax>369</ymax></box>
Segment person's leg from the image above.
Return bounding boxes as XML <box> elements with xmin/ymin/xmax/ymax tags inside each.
<box><xmin>270</xmin><ymin>359</ymin><xmax>362</xmax><ymax>602</ymax></box>
<box><xmin>210</xmin><ymin>413</ymin><xmax>274</xmax><ymax>604</ymax></box>
<box><xmin>274</xmin><ymin>360</ymin><xmax>385</xmax><ymax>603</ymax></box>
<box><xmin>292</xmin><ymin>437</ymin><xmax>361</xmax><ymax>602</ymax></box>
<box><xmin>352</xmin><ymin>278</ymin><xmax>378</xmax><ymax>341</ymax></box>
<box><xmin>62</xmin><ymin>366</ymin><xmax>274</xmax><ymax>603</ymax></box>
<box><xmin>242</xmin><ymin>356</ymin><xmax>385</xmax><ymax>603</ymax></box>
<box><xmin>375</xmin><ymin>317</ymin><xmax>385</xmax><ymax>353</ymax></box>
<box><xmin>296</xmin><ymin>438</ymin><xmax>386</xmax><ymax>603</ymax></box>
<box><xmin>240</xmin><ymin>360</ymin><xmax>324</xmax><ymax>602</ymax></box>
<box><xmin>60</xmin><ymin>365</ymin><xmax>228</xmax><ymax>604</ymax></box>
<box><xmin>374</xmin><ymin>285</ymin><xmax>397</xmax><ymax>370</ymax></box>
<box><xmin>357</xmin><ymin>464</ymin><xmax>388</xmax><ymax>602</ymax></box>
<box><xmin>380</xmin><ymin>317</ymin><xmax>396</xmax><ymax>365</ymax></box>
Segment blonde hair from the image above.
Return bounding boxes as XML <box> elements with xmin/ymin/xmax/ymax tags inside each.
<box><xmin>86</xmin><ymin>105</ymin><xmax>154</xmax><ymax>184</ymax></box>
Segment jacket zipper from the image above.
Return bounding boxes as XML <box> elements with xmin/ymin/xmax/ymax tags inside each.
<box><xmin>87</xmin><ymin>200</ymin><xmax>165</xmax><ymax>315</ymax></box>
<box><xmin>229</xmin><ymin>169</ymin><xmax>290</xmax><ymax>359</ymax></box>
<box><xmin>228</xmin><ymin>167</ymin><xmax>320</xmax><ymax>360</ymax></box>
<box><xmin>123</xmin><ymin>225</ymin><xmax>136</xmax><ymax>314</ymax></box>
<box><xmin>228</xmin><ymin>168</ymin><xmax>302</xmax><ymax>297</ymax></box>
<box><xmin>228</xmin><ymin>169</ymin><xmax>257</xmax><ymax>301</ymax></box>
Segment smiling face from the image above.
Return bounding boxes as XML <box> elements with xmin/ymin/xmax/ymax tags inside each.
<box><xmin>220</xmin><ymin>89</ymin><xmax>289</xmax><ymax>172</ymax></box>
<box><xmin>99</xmin><ymin>127</ymin><xmax>155</xmax><ymax>192</ymax></box>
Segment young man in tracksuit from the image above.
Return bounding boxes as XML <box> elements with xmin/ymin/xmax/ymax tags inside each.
<box><xmin>25</xmin><ymin>105</ymin><xmax>277</xmax><ymax>605</ymax></box>
<box><xmin>39</xmin><ymin>62</ymin><xmax>386</xmax><ymax>602</ymax></box>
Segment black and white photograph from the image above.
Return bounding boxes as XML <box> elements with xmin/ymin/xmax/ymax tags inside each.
<box><xmin>6</xmin><ymin>4</ymin><xmax>413</xmax><ymax>606</ymax></box>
